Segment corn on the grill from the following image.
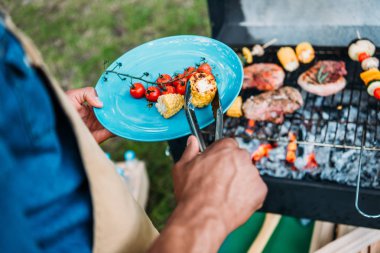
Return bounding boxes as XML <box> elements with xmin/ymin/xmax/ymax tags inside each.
<box><xmin>190</xmin><ymin>72</ymin><xmax>217</xmax><ymax>108</ymax></box>
<box><xmin>155</xmin><ymin>94</ymin><xmax>184</xmax><ymax>119</ymax></box>
<box><xmin>296</xmin><ymin>42</ymin><xmax>315</xmax><ymax>64</ymax></box>
<box><xmin>226</xmin><ymin>96</ymin><xmax>243</xmax><ymax>118</ymax></box>
<box><xmin>277</xmin><ymin>47</ymin><xmax>299</xmax><ymax>72</ymax></box>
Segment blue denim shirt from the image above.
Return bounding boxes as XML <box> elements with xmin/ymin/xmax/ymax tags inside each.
<box><xmin>0</xmin><ymin>21</ymin><xmax>92</xmax><ymax>252</ymax></box>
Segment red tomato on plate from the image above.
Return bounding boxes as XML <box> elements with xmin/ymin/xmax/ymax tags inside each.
<box><xmin>162</xmin><ymin>86</ymin><xmax>176</xmax><ymax>95</ymax></box>
<box><xmin>130</xmin><ymin>83</ymin><xmax>146</xmax><ymax>99</ymax></box>
<box><xmin>197</xmin><ymin>63</ymin><xmax>212</xmax><ymax>75</ymax></box>
<box><xmin>176</xmin><ymin>83</ymin><xmax>186</xmax><ymax>95</ymax></box>
<box><xmin>172</xmin><ymin>75</ymin><xmax>187</xmax><ymax>89</ymax></box>
<box><xmin>156</xmin><ymin>74</ymin><xmax>172</xmax><ymax>89</ymax></box>
<box><xmin>183</xmin><ymin>66</ymin><xmax>196</xmax><ymax>80</ymax></box>
<box><xmin>145</xmin><ymin>86</ymin><xmax>161</xmax><ymax>102</ymax></box>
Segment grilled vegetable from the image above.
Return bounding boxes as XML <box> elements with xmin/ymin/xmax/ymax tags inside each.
<box><xmin>242</xmin><ymin>47</ymin><xmax>253</xmax><ymax>64</ymax></box>
<box><xmin>226</xmin><ymin>96</ymin><xmax>243</xmax><ymax>118</ymax></box>
<box><xmin>367</xmin><ymin>81</ymin><xmax>380</xmax><ymax>99</ymax></box>
<box><xmin>295</xmin><ymin>42</ymin><xmax>315</xmax><ymax>64</ymax></box>
<box><xmin>361</xmin><ymin>57</ymin><xmax>379</xmax><ymax>71</ymax></box>
<box><xmin>277</xmin><ymin>47</ymin><xmax>299</xmax><ymax>72</ymax></box>
<box><xmin>358</xmin><ymin>52</ymin><xmax>370</xmax><ymax>63</ymax></box>
<box><xmin>348</xmin><ymin>39</ymin><xmax>376</xmax><ymax>61</ymax></box>
<box><xmin>360</xmin><ymin>69</ymin><xmax>380</xmax><ymax>85</ymax></box>
<box><xmin>252</xmin><ymin>44</ymin><xmax>265</xmax><ymax>57</ymax></box>
<box><xmin>190</xmin><ymin>72</ymin><xmax>217</xmax><ymax>108</ymax></box>
<box><xmin>155</xmin><ymin>94</ymin><xmax>184</xmax><ymax>119</ymax></box>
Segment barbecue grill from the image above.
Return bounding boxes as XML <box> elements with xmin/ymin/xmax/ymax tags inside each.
<box><xmin>169</xmin><ymin>0</ymin><xmax>380</xmax><ymax>229</ymax></box>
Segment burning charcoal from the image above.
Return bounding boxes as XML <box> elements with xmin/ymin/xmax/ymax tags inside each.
<box><xmin>314</xmin><ymin>147</ymin><xmax>331</xmax><ymax>165</ymax></box>
<box><xmin>348</xmin><ymin>106</ymin><xmax>358</xmax><ymax>122</ymax></box>
<box><xmin>321</xmin><ymin>111</ymin><xmax>329</xmax><ymax>120</ymax></box>
<box><xmin>268</xmin><ymin>146</ymin><xmax>286</xmax><ymax>161</ymax></box>
<box><xmin>234</xmin><ymin>126</ymin><xmax>246</xmax><ymax>136</ymax></box>
<box><xmin>295</xmin><ymin>157</ymin><xmax>307</xmax><ymax>171</ymax></box>
<box><xmin>314</xmin><ymin>97</ymin><xmax>324</xmax><ymax>108</ymax></box>
<box><xmin>335</xmin><ymin>123</ymin><xmax>348</xmax><ymax>144</ymax></box>
<box><xmin>373</xmin><ymin>174</ymin><xmax>379</xmax><ymax>189</ymax></box>
<box><xmin>235</xmin><ymin>137</ymin><xmax>260</xmax><ymax>153</ymax></box>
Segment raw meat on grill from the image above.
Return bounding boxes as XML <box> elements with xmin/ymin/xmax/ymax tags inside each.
<box><xmin>243</xmin><ymin>63</ymin><xmax>285</xmax><ymax>91</ymax></box>
<box><xmin>297</xmin><ymin>60</ymin><xmax>347</xmax><ymax>96</ymax></box>
<box><xmin>242</xmin><ymin>87</ymin><xmax>304</xmax><ymax>124</ymax></box>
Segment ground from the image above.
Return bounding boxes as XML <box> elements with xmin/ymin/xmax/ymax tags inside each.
<box><xmin>4</xmin><ymin>0</ymin><xmax>210</xmax><ymax>230</ymax></box>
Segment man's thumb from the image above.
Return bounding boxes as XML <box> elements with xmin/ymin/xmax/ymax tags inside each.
<box><xmin>179</xmin><ymin>135</ymin><xmax>199</xmax><ymax>164</ymax></box>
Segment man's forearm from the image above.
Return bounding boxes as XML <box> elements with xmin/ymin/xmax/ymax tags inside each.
<box><xmin>148</xmin><ymin>202</ymin><xmax>229</xmax><ymax>253</ymax></box>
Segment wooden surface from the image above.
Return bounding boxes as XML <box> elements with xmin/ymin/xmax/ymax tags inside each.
<box><xmin>247</xmin><ymin>213</ymin><xmax>282</xmax><ymax>253</ymax></box>
<box><xmin>314</xmin><ymin>228</ymin><xmax>380</xmax><ymax>253</ymax></box>
<box><xmin>309</xmin><ymin>221</ymin><xmax>335</xmax><ymax>253</ymax></box>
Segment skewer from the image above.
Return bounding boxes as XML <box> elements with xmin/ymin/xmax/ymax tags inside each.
<box><xmin>262</xmin><ymin>38</ymin><xmax>278</xmax><ymax>49</ymax></box>
<box><xmin>356</xmin><ymin>30</ymin><xmax>361</xmax><ymax>40</ymax></box>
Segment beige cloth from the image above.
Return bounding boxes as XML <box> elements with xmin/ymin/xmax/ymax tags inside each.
<box><xmin>3</xmin><ymin>13</ymin><xmax>159</xmax><ymax>253</ymax></box>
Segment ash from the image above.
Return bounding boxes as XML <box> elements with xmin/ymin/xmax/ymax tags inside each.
<box><xmin>224</xmin><ymin>89</ymin><xmax>380</xmax><ymax>189</ymax></box>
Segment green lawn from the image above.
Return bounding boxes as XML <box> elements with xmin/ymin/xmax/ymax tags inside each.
<box><xmin>4</xmin><ymin>0</ymin><xmax>210</xmax><ymax>230</ymax></box>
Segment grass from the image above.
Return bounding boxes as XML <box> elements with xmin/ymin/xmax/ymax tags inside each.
<box><xmin>4</xmin><ymin>0</ymin><xmax>210</xmax><ymax>230</ymax></box>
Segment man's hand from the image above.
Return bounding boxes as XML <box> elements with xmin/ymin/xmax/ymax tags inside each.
<box><xmin>173</xmin><ymin>136</ymin><xmax>267</xmax><ymax>232</ymax></box>
<box><xmin>149</xmin><ymin>136</ymin><xmax>267</xmax><ymax>253</ymax></box>
<box><xmin>66</xmin><ymin>87</ymin><xmax>113</xmax><ymax>143</ymax></box>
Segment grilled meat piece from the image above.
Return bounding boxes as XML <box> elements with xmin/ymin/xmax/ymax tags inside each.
<box><xmin>243</xmin><ymin>63</ymin><xmax>285</xmax><ymax>91</ymax></box>
<box><xmin>297</xmin><ymin>60</ymin><xmax>347</xmax><ymax>96</ymax></box>
<box><xmin>242</xmin><ymin>87</ymin><xmax>303</xmax><ymax>124</ymax></box>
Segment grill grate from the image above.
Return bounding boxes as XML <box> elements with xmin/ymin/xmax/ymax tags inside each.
<box><xmin>221</xmin><ymin>46</ymin><xmax>380</xmax><ymax>152</ymax></box>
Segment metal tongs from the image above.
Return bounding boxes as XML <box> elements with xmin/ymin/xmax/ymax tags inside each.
<box><xmin>184</xmin><ymin>81</ymin><xmax>223</xmax><ymax>152</ymax></box>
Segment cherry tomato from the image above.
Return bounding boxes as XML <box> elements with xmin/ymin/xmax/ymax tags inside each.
<box><xmin>129</xmin><ymin>82</ymin><xmax>146</xmax><ymax>99</ymax></box>
<box><xmin>183</xmin><ymin>66</ymin><xmax>196</xmax><ymax>80</ymax></box>
<box><xmin>172</xmin><ymin>73</ymin><xmax>183</xmax><ymax>87</ymax></box>
<box><xmin>358</xmin><ymin>52</ymin><xmax>370</xmax><ymax>63</ymax></box>
<box><xmin>197</xmin><ymin>63</ymin><xmax>212</xmax><ymax>75</ymax></box>
<box><xmin>374</xmin><ymin>88</ymin><xmax>380</xmax><ymax>100</ymax></box>
<box><xmin>161</xmin><ymin>85</ymin><xmax>176</xmax><ymax>95</ymax></box>
<box><xmin>145</xmin><ymin>86</ymin><xmax>161</xmax><ymax>102</ymax></box>
<box><xmin>172</xmin><ymin>75</ymin><xmax>187</xmax><ymax>89</ymax></box>
<box><xmin>156</xmin><ymin>74</ymin><xmax>172</xmax><ymax>89</ymax></box>
<box><xmin>176</xmin><ymin>82</ymin><xmax>186</xmax><ymax>95</ymax></box>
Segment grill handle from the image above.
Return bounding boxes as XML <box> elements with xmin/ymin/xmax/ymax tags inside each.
<box><xmin>355</xmin><ymin>130</ymin><xmax>380</xmax><ymax>218</ymax></box>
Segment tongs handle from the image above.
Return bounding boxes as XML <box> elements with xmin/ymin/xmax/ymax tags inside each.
<box><xmin>214</xmin><ymin>103</ymin><xmax>224</xmax><ymax>141</ymax></box>
<box><xmin>185</xmin><ymin>108</ymin><xmax>207</xmax><ymax>152</ymax></box>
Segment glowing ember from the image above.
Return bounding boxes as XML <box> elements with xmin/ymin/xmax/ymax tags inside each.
<box><xmin>288</xmin><ymin>132</ymin><xmax>297</xmax><ymax>142</ymax></box>
<box><xmin>248</xmin><ymin>119</ymin><xmax>255</xmax><ymax>128</ymax></box>
<box><xmin>286</xmin><ymin>132</ymin><xmax>297</xmax><ymax>163</ymax></box>
<box><xmin>245</xmin><ymin>128</ymin><xmax>254</xmax><ymax>136</ymax></box>
<box><xmin>252</xmin><ymin>143</ymin><xmax>273</xmax><ymax>162</ymax></box>
<box><xmin>305</xmin><ymin>152</ymin><xmax>318</xmax><ymax>169</ymax></box>
<box><xmin>286</xmin><ymin>152</ymin><xmax>296</xmax><ymax>163</ymax></box>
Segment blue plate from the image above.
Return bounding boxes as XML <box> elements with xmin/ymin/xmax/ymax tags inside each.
<box><xmin>94</xmin><ymin>35</ymin><xmax>243</xmax><ymax>142</ymax></box>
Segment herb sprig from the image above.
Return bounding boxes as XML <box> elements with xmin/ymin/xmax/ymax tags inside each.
<box><xmin>316</xmin><ymin>65</ymin><xmax>329</xmax><ymax>84</ymax></box>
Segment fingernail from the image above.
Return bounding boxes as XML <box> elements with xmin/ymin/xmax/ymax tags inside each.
<box><xmin>94</xmin><ymin>97</ymin><xmax>103</xmax><ymax>106</ymax></box>
<box><xmin>187</xmin><ymin>136</ymin><xmax>193</xmax><ymax>146</ymax></box>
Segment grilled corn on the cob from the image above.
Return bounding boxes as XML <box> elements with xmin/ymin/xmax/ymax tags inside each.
<box><xmin>226</xmin><ymin>96</ymin><xmax>243</xmax><ymax>118</ymax></box>
<box><xmin>277</xmin><ymin>47</ymin><xmax>299</xmax><ymax>72</ymax></box>
<box><xmin>296</xmin><ymin>42</ymin><xmax>315</xmax><ymax>64</ymax></box>
<box><xmin>190</xmin><ymin>72</ymin><xmax>217</xmax><ymax>108</ymax></box>
<box><xmin>155</xmin><ymin>94</ymin><xmax>184</xmax><ymax>119</ymax></box>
